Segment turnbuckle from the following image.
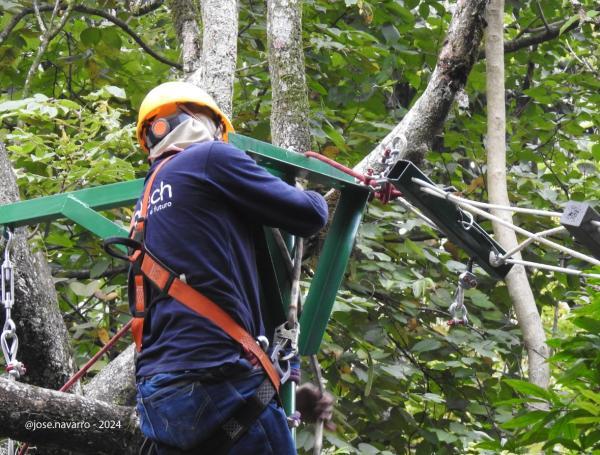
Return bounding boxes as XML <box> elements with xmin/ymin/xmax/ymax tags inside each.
<box><xmin>2</xmin><ymin>229</ymin><xmax>15</xmax><ymax>310</ymax></box>
<box><xmin>448</xmin><ymin>269</ymin><xmax>477</xmax><ymax>326</ymax></box>
<box><xmin>1</xmin><ymin>229</ymin><xmax>23</xmax><ymax>379</ymax></box>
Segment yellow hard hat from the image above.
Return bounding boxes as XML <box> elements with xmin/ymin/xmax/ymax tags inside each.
<box><xmin>136</xmin><ymin>81</ymin><xmax>234</xmax><ymax>152</ymax></box>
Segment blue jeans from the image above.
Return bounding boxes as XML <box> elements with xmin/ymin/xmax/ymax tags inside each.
<box><xmin>136</xmin><ymin>361</ymin><xmax>296</xmax><ymax>454</ymax></box>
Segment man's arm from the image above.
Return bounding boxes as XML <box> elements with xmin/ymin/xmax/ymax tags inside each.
<box><xmin>206</xmin><ymin>143</ymin><xmax>328</xmax><ymax>236</ymax></box>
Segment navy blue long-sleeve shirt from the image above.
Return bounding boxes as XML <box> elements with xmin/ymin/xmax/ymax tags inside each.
<box><xmin>130</xmin><ymin>141</ymin><xmax>328</xmax><ymax>378</ymax></box>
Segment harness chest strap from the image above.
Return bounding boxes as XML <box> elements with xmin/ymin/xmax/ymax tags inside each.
<box><xmin>129</xmin><ymin>155</ymin><xmax>281</xmax><ymax>391</ymax></box>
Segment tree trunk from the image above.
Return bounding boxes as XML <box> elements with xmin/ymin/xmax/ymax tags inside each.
<box><xmin>267</xmin><ymin>0</ymin><xmax>311</xmax><ymax>152</ymax></box>
<box><xmin>354</xmin><ymin>0</ymin><xmax>489</xmax><ymax>173</ymax></box>
<box><xmin>0</xmin><ymin>377</ymin><xmax>142</xmax><ymax>454</ymax></box>
<box><xmin>187</xmin><ymin>0</ymin><xmax>238</xmax><ymax>117</ymax></box>
<box><xmin>168</xmin><ymin>0</ymin><xmax>202</xmax><ymax>75</ymax></box>
<box><xmin>0</xmin><ymin>143</ymin><xmax>76</xmax><ymax>390</ymax></box>
<box><xmin>484</xmin><ymin>0</ymin><xmax>549</xmax><ymax>389</ymax></box>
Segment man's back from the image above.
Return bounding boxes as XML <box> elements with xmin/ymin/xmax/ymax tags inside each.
<box><xmin>131</xmin><ymin>141</ymin><xmax>328</xmax><ymax>378</ymax></box>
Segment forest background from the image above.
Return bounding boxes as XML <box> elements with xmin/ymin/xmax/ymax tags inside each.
<box><xmin>0</xmin><ymin>0</ymin><xmax>599</xmax><ymax>453</ymax></box>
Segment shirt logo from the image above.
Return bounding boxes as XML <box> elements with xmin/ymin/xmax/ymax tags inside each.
<box><xmin>149</xmin><ymin>180</ymin><xmax>173</xmax><ymax>215</ymax></box>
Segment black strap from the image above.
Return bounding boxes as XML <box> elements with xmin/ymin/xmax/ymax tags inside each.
<box><xmin>209</xmin><ymin>377</ymin><xmax>276</xmax><ymax>449</ymax></box>
<box><xmin>139</xmin><ymin>377</ymin><xmax>276</xmax><ymax>454</ymax></box>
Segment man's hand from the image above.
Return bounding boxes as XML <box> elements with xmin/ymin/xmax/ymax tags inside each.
<box><xmin>295</xmin><ymin>383</ymin><xmax>335</xmax><ymax>430</ymax></box>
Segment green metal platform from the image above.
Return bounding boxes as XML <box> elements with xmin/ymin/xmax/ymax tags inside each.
<box><xmin>0</xmin><ymin>134</ymin><xmax>370</xmax><ymax>418</ymax></box>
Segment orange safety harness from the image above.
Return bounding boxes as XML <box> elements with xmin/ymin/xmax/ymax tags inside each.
<box><xmin>104</xmin><ymin>154</ymin><xmax>281</xmax><ymax>392</ymax></box>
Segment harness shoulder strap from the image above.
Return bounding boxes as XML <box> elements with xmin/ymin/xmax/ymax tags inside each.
<box><xmin>130</xmin><ymin>155</ymin><xmax>175</xmax><ymax>351</ymax></box>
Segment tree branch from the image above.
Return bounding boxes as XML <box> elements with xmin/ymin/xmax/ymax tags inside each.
<box><xmin>50</xmin><ymin>264</ymin><xmax>128</xmax><ymax>279</ymax></box>
<box><xmin>23</xmin><ymin>0</ymin><xmax>74</xmax><ymax>97</ymax></box>
<box><xmin>0</xmin><ymin>377</ymin><xmax>142</xmax><ymax>454</ymax></box>
<box><xmin>0</xmin><ymin>4</ymin><xmax>182</xmax><ymax>70</ymax></box>
<box><xmin>355</xmin><ymin>0</ymin><xmax>489</xmax><ymax>173</ymax></box>
<box><xmin>504</xmin><ymin>16</ymin><xmax>581</xmax><ymax>53</ymax></box>
<box><xmin>129</xmin><ymin>0</ymin><xmax>164</xmax><ymax>16</ymax></box>
<box><xmin>33</xmin><ymin>0</ymin><xmax>48</xmax><ymax>33</ymax></box>
<box><xmin>83</xmin><ymin>344</ymin><xmax>137</xmax><ymax>406</ymax></box>
<box><xmin>475</xmin><ymin>16</ymin><xmax>586</xmax><ymax>60</ymax></box>
<box><xmin>534</xmin><ymin>0</ymin><xmax>550</xmax><ymax>31</ymax></box>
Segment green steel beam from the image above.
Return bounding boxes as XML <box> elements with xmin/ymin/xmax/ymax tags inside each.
<box><xmin>61</xmin><ymin>196</ymin><xmax>128</xmax><ymax>239</ymax></box>
<box><xmin>230</xmin><ymin>134</ymin><xmax>357</xmax><ymax>189</ymax></box>
<box><xmin>299</xmin><ymin>187</ymin><xmax>370</xmax><ymax>355</ymax></box>
<box><xmin>1</xmin><ymin>134</ymin><xmax>364</xmax><ymax>229</ymax></box>
<box><xmin>0</xmin><ymin>179</ymin><xmax>143</xmax><ymax>228</ymax></box>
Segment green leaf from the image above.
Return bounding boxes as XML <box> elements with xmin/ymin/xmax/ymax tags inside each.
<box><xmin>357</xmin><ymin>443</ymin><xmax>380</xmax><ymax>455</ymax></box>
<box><xmin>431</xmin><ymin>429</ymin><xmax>458</xmax><ymax>443</ymax></box>
<box><xmin>501</xmin><ymin>410</ymin><xmax>548</xmax><ymax>429</ymax></box>
<box><xmin>381</xmin><ymin>363</ymin><xmax>410</xmax><ymax>380</ymax></box>
<box><xmin>45</xmin><ymin>231</ymin><xmax>74</xmax><ymax>247</ymax></box>
<box><xmin>103</xmin><ymin>85</ymin><xmax>127</xmax><ymax>100</ymax></box>
<box><xmin>102</xmin><ymin>29</ymin><xmax>122</xmax><ymax>49</ymax></box>
<box><xmin>548</xmin><ymin>415</ymin><xmax>578</xmax><ymax>441</ymax></box>
<box><xmin>412</xmin><ymin>277</ymin><xmax>434</xmax><ymax>298</ymax></box>
<box><xmin>381</xmin><ymin>24</ymin><xmax>401</xmax><ymax>44</ymax></box>
<box><xmin>504</xmin><ymin>379</ymin><xmax>556</xmax><ymax>403</ymax></box>
<box><xmin>574</xmin><ymin>400</ymin><xmax>600</xmax><ymax>416</ymax></box>
<box><xmin>69</xmin><ymin>280</ymin><xmax>101</xmax><ymax>297</ymax></box>
<box><xmin>423</xmin><ymin>393</ymin><xmax>445</xmax><ymax>403</ymax></box>
<box><xmin>323</xmin><ymin>125</ymin><xmax>347</xmax><ymax>152</ymax></box>
<box><xmin>559</xmin><ymin>15</ymin><xmax>579</xmax><ymax>35</ymax></box>
<box><xmin>578</xmin><ymin>389</ymin><xmax>600</xmax><ymax>406</ymax></box>
<box><xmin>568</xmin><ymin>416</ymin><xmax>600</xmax><ymax>424</ymax></box>
<box><xmin>80</xmin><ymin>28</ymin><xmax>101</xmax><ymax>46</ymax></box>
<box><xmin>465</xmin><ymin>288</ymin><xmax>495</xmax><ymax>309</ymax></box>
<box><xmin>90</xmin><ymin>259</ymin><xmax>111</xmax><ymax>279</ymax></box>
<box><xmin>412</xmin><ymin>339</ymin><xmax>441</xmax><ymax>353</ymax></box>
<box><xmin>572</xmin><ymin>316</ymin><xmax>600</xmax><ymax>333</ymax></box>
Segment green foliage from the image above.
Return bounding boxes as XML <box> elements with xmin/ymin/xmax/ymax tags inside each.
<box><xmin>0</xmin><ymin>0</ymin><xmax>598</xmax><ymax>453</ymax></box>
<box><xmin>491</xmin><ymin>292</ymin><xmax>600</xmax><ymax>453</ymax></box>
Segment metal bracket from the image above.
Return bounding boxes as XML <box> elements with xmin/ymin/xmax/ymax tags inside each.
<box><xmin>387</xmin><ymin>160</ymin><xmax>513</xmax><ymax>279</ymax></box>
<box><xmin>560</xmin><ymin>201</ymin><xmax>600</xmax><ymax>260</ymax></box>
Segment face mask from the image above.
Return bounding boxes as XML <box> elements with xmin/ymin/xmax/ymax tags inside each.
<box><xmin>149</xmin><ymin>113</ymin><xmax>219</xmax><ymax>161</ymax></box>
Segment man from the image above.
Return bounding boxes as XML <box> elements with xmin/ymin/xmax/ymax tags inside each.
<box><xmin>129</xmin><ymin>81</ymin><xmax>332</xmax><ymax>454</ymax></box>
